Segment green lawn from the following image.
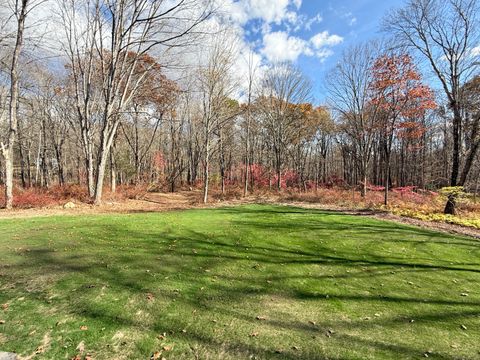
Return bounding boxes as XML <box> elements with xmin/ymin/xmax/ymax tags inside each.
<box><xmin>0</xmin><ymin>205</ymin><xmax>479</xmax><ymax>360</ymax></box>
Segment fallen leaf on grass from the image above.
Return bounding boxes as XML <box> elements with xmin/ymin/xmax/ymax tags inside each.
<box><xmin>157</xmin><ymin>333</ymin><xmax>167</xmax><ymax>340</ymax></box>
<box><xmin>71</xmin><ymin>355</ymin><xmax>82</xmax><ymax>360</ymax></box>
<box><xmin>80</xmin><ymin>325</ymin><xmax>88</xmax><ymax>331</ymax></box>
<box><xmin>162</xmin><ymin>345</ymin><xmax>173</xmax><ymax>351</ymax></box>
<box><xmin>308</xmin><ymin>320</ymin><xmax>316</xmax><ymax>326</ymax></box>
<box><xmin>1</xmin><ymin>303</ymin><xmax>8</xmax><ymax>310</ymax></box>
<box><xmin>150</xmin><ymin>351</ymin><xmax>162</xmax><ymax>360</ymax></box>
<box><xmin>249</xmin><ymin>332</ymin><xmax>259</xmax><ymax>337</ymax></box>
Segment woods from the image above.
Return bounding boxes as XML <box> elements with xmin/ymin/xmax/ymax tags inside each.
<box><xmin>0</xmin><ymin>0</ymin><xmax>479</xmax><ymax>215</ymax></box>
<box><xmin>1</xmin><ymin>2</ymin><xmax>480</xmax><ymax>359</ymax></box>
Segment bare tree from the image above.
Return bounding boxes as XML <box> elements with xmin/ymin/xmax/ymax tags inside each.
<box><xmin>259</xmin><ymin>62</ymin><xmax>311</xmax><ymax>191</ymax></box>
<box><xmin>197</xmin><ymin>32</ymin><xmax>239</xmax><ymax>203</ymax></box>
<box><xmin>60</xmin><ymin>0</ymin><xmax>212</xmax><ymax>204</ymax></box>
<box><xmin>384</xmin><ymin>0</ymin><xmax>480</xmax><ymax>213</ymax></box>
<box><xmin>326</xmin><ymin>43</ymin><xmax>381</xmax><ymax>197</ymax></box>
<box><xmin>242</xmin><ymin>51</ymin><xmax>258</xmax><ymax>197</ymax></box>
<box><xmin>1</xmin><ymin>0</ymin><xmax>29</xmax><ymax>209</ymax></box>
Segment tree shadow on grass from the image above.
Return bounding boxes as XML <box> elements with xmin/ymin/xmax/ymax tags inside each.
<box><xmin>4</xmin><ymin>205</ymin><xmax>480</xmax><ymax>359</ymax></box>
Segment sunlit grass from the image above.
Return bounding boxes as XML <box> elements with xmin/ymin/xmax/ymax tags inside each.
<box><xmin>0</xmin><ymin>205</ymin><xmax>479</xmax><ymax>359</ymax></box>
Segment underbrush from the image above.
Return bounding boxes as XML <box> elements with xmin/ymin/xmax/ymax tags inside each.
<box><xmin>0</xmin><ymin>184</ymin><xmax>149</xmax><ymax>209</ymax></box>
<box><xmin>281</xmin><ymin>187</ymin><xmax>480</xmax><ymax>229</ymax></box>
<box><xmin>0</xmin><ymin>183</ymin><xmax>478</xmax><ymax>229</ymax></box>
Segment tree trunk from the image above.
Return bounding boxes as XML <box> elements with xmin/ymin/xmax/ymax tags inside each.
<box><xmin>1</xmin><ymin>0</ymin><xmax>27</xmax><ymax>209</ymax></box>
<box><xmin>94</xmin><ymin>145</ymin><xmax>109</xmax><ymax>205</ymax></box>
<box><xmin>444</xmin><ymin>194</ymin><xmax>456</xmax><ymax>215</ymax></box>
<box><xmin>443</xmin><ymin>109</ymin><xmax>463</xmax><ymax>215</ymax></box>
<box><xmin>86</xmin><ymin>149</ymin><xmax>95</xmax><ymax>198</ymax></box>
<box><xmin>94</xmin><ymin>121</ymin><xmax>119</xmax><ymax>205</ymax></box>
<box><xmin>110</xmin><ymin>148</ymin><xmax>116</xmax><ymax>194</ymax></box>
<box><xmin>243</xmin><ymin>113</ymin><xmax>250</xmax><ymax>197</ymax></box>
<box><xmin>361</xmin><ymin>173</ymin><xmax>367</xmax><ymax>198</ymax></box>
<box><xmin>203</xmin><ymin>137</ymin><xmax>210</xmax><ymax>204</ymax></box>
<box><xmin>55</xmin><ymin>146</ymin><xmax>65</xmax><ymax>186</ymax></box>
<box><xmin>219</xmin><ymin>129</ymin><xmax>226</xmax><ymax>196</ymax></box>
<box><xmin>450</xmin><ymin>109</ymin><xmax>461</xmax><ymax>187</ymax></box>
<box><xmin>3</xmin><ymin>151</ymin><xmax>13</xmax><ymax>209</ymax></box>
<box><xmin>384</xmin><ymin>156</ymin><xmax>390</xmax><ymax>206</ymax></box>
<box><xmin>19</xmin><ymin>142</ymin><xmax>26</xmax><ymax>188</ymax></box>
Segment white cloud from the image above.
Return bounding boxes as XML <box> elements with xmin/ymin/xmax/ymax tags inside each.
<box><xmin>314</xmin><ymin>48</ymin><xmax>334</xmax><ymax>62</ymax></box>
<box><xmin>471</xmin><ymin>46</ymin><xmax>480</xmax><ymax>57</ymax></box>
<box><xmin>310</xmin><ymin>31</ymin><xmax>344</xmax><ymax>49</ymax></box>
<box><xmin>216</xmin><ymin>0</ymin><xmax>304</xmax><ymax>26</ymax></box>
<box><xmin>305</xmin><ymin>13</ymin><xmax>323</xmax><ymax>30</ymax></box>
<box><xmin>244</xmin><ymin>0</ymin><xmax>291</xmax><ymax>24</ymax></box>
<box><xmin>261</xmin><ymin>29</ymin><xmax>343</xmax><ymax>63</ymax></box>
<box><xmin>261</xmin><ymin>31</ymin><xmax>310</xmax><ymax>62</ymax></box>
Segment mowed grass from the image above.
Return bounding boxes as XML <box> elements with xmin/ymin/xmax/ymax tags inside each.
<box><xmin>0</xmin><ymin>205</ymin><xmax>479</xmax><ymax>360</ymax></box>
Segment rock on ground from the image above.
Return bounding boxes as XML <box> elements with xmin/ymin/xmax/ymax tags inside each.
<box><xmin>63</xmin><ymin>201</ymin><xmax>76</xmax><ymax>209</ymax></box>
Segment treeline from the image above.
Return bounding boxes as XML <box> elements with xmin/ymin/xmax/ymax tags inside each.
<box><xmin>0</xmin><ymin>0</ymin><xmax>479</xmax><ymax>215</ymax></box>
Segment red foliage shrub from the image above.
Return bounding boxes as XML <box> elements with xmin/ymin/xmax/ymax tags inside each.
<box><xmin>367</xmin><ymin>184</ymin><xmax>385</xmax><ymax>192</ymax></box>
<box><xmin>249</xmin><ymin>164</ymin><xmax>270</xmax><ymax>187</ymax></box>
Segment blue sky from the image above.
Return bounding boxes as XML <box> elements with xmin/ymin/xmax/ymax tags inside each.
<box><xmin>223</xmin><ymin>0</ymin><xmax>406</xmax><ymax>102</ymax></box>
<box><xmin>297</xmin><ymin>0</ymin><xmax>405</xmax><ymax>99</ymax></box>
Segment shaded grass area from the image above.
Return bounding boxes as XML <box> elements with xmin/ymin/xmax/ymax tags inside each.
<box><xmin>0</xmin><ymin>205</ymin><xmax>479</xmax><ymax>359</ymax></box>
